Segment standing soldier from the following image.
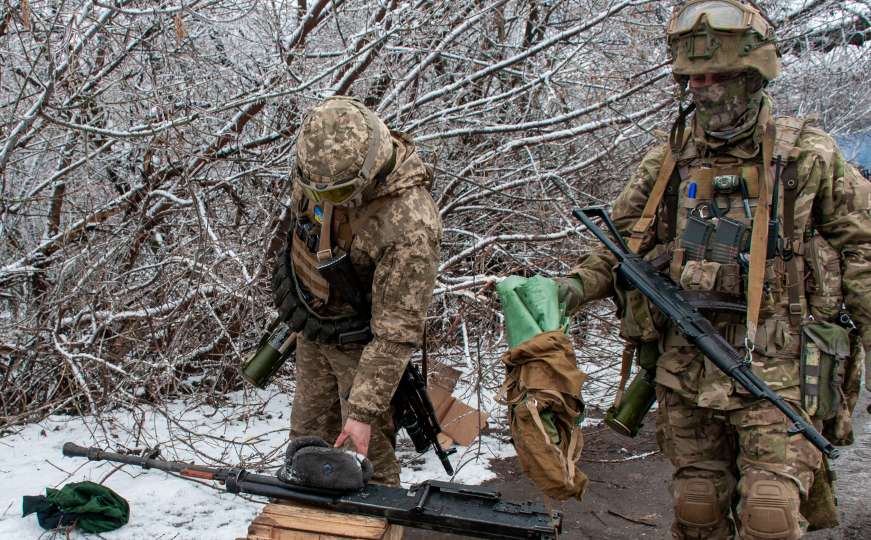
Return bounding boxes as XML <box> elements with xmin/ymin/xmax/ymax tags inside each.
<box><xmin>556</xmin><ymin>1</ymin><xmax>870</xmax><ymax>538</ymax></box>
<box><xmin>271</xmin><ymin>96</ymin><xmax>442</xmax><ymax>486</ymax></box>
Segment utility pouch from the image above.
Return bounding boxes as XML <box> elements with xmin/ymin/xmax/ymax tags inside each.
<box><xmin>800</xmin><ymin>321</ymin><xmax>850</xmax><ymax>421</ymax></box>
<box><xmin>679</xmin><ymin>260</ymin><xmax>721</xmax><ymax>292</ymax></box>
<box><xmin>805</xmin><ymin>234</ymin><xmax>843</xmax><ymax>322</ymax></box>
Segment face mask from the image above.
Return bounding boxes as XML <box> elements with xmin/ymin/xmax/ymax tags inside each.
<box><xmin>692</xmin><ymin>73</ymin><xmax>763</xmax><ymax>140</ymax></box>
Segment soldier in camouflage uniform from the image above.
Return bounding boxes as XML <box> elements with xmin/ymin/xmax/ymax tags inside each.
<box><xmin>557</xmin><ymin>1</ymin><xmax>871</xmax><ymax>538</ymax></box>
<box><xmin>271</xmin><ymin>97</ymin><xmax>442</xmax><ymax>486</ymax></box>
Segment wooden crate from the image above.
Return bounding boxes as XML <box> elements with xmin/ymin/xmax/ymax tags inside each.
<box><xmin>237</xmin><ymin>501</ymin><xmax>404</xmax><ymax>540</ymax></box>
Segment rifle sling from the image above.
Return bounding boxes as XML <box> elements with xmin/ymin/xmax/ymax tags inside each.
<box><xmin>745</xmin><ymin>115</ymin><xmax>776</xmax><ymax>345</ymax></box>
<box><xmin>628</xmin><ymin>147</ymin><xmax>676</xmax><ymax>253</ymax></box>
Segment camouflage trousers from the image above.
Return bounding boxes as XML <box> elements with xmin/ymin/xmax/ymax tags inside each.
<box><xmin>290</xmin><ymin>336</ymin><xmax>400</xmax><ymax>486</ymax></box>
<box><xmin>655</xmin><ymin>386</ymin><xmax>821</xmax><ymax>540</ymax></box>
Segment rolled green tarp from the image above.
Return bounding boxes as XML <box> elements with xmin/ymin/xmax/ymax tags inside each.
<box><xmin>497</xmin><ymin>276</ymin><xmax>542</xmax><ymax>348</ymax></box>
<box><xmin>497</xmin><ymin>275</ymin><xmax>566</xmax><ymax>348</ymax></box>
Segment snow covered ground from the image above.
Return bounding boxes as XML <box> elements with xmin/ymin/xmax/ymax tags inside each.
<box><xmin>0</xmin><ymin>388</ymin><xmax>518</xmax><ymax>540</ymax></box>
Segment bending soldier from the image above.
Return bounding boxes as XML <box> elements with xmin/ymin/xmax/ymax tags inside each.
<box><xmin>557</xmin><ymin>1</ymin><xmax>871</xmax><ymax>538</ymax></box>
<box><xmin>271</xmin><ymin>97</ymin><xmax>442</xmax><ymax>486</ymax></box>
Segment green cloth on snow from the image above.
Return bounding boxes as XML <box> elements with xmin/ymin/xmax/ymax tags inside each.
<box><xmin>22</xmin><ymin>481</ymin><xmax>129</xmax><ymax>533</ymax></box>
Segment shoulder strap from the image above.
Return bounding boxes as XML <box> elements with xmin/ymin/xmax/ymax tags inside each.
<box><xmin>775</xmin><ymin>116</ymin><xmax>809</xmax><ymax>327</ymax></box>
<box><xmin>745</xmin><ymin>115</ymin><xmax>776</xmax><ymax>346</ymax></box>
<box><xmin>628</xmin><ymin>147</ymin><xmax>676</xmax><ymax>253</ymax></box>
<box><xmin>316</xmin><ymin>202</ymin><xmax>334</xmax><ymax>261</ymax></box>
<box><xmin>783</xmin><ymin>161</ymin><xmax>803</xmax><ymax>327</ymax></box>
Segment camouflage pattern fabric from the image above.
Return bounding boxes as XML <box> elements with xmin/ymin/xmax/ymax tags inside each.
<box><xmin>692</xmin><ymin>74</ymin><xmax>763</xmax><ymax>140</ymax></box>
<box><xmin>656</xmin><ymin>386</ymin><xmax>820</xmax><ymax>539</ymax></box>
<box><xmin>571</xmin><ymin>104</ymin><xmax>871</xmax><ymax>404</ymax></box>
<box><xmin>291</xmin><ymin>336</ymin><xmax>401</xmax><ymax>485</ymax></box>
<box><xmin>296</xmin><ymin>97</ymin><xmax>393</xmax><ymax>187</ymax></box>
<box><xmin>287</xmin><ymin>128</ymin><xmax>441</xmax><ymax>482</ymax></box>
<box><xmin>567</xmin><ymin>99</ymin><xmax>871</xmax><ymax>535</ymax></box>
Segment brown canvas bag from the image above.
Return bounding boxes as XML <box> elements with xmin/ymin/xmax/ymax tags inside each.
<box><xmin>499</xmin><ymin>331</ymin><xmax>588</xmax><ymax>501</ymax></box>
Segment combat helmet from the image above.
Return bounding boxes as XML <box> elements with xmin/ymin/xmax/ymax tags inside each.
<box><xmin>294</xmin><ymin>96</ymin><xmax>394</xmax><ymax>206</ymax></box>
<box><xmin>667</xmin><ymin>0</ymin><xmax>781</xmax><ymax>84</ymax></box>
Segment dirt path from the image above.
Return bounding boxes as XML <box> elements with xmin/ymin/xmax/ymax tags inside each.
<box><xmin>405</xmin><ymin>394</ymin><xmax>871</xmax><ymax>540</ymax></box>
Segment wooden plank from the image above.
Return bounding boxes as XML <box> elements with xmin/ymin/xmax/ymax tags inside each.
<box><xmin>245</xmin><ymin>502</ymin><xmax>398</xmax><ymax>539</ymax></box>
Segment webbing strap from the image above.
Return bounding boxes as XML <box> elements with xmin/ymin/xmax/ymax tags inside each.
<box><xmin>745</xmin><ymin>117</ymin><xmax>776</xmax><ymax>345</ymax></box>
<box><xmin>316</xmin><ymin>202</ymin><xmax>334</xmax><ymax>261</ymax></box>
<box><xmin>343</xmin><ymin>98</ymin><xmax>383</xmax><ymax>182</ymax></box>
<box><xmin>783</xmin><ymin>161</ymin><xmax>803</xmax><ymax>327</ymax></box>
<box><xmin>628</xmin><ymin>147</ymin><xmax>676</xmax><ymax>253</ymax></box>
<box><xmin>614</xmin><ymin>342</ymin><xmax>636</xmax><ymax>407</ymax></box>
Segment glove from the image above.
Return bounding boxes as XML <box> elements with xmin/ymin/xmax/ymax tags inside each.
<box><xmin>277</xmin><ymin>436</ymin><xmax>373</xmax><ymax>491</ymax></box>
<box><xmin>554</xmin><ymin>275</ymin><xmax>584</xmax><ymax>315</ymax></box>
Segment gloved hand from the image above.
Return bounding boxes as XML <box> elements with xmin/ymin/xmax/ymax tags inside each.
<box><xmin>277</xmin><ymin>436</ymin><xmax>373</xmax><ymax>491</ymax></box>
<box><xmin>554</xmin><ymin>275</ymin><xmax>584</xmax><ymax>315</ymax></box>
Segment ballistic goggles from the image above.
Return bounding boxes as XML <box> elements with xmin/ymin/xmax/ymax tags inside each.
<box><xmin>296</xmin><ymin>168</ymin><xmax>364</xmax><ymax>205</ymax></box>
<box><xmin>668</xmin><ymin>0</ymin><xmax>770</xmax><ymax>37</ymax></box>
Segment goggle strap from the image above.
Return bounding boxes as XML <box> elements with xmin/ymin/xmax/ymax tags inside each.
<box><xmin>347</xmin><ymin>99</ymin><xmax>382</xmax><ymax>182</ymax></box>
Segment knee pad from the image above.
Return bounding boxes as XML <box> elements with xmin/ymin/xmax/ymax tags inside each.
<box><xmin>741</xmin><ymin>480</ymin><xmax>800</xmax><ymax>540</ymax></box>
<box><xmin>675</xmin><ymin>478</ymin><xmax>721</xmax><ymax>528</ymax></box>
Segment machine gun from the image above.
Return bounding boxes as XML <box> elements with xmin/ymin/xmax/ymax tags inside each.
<box><xmin>572</xmin><ymin>206</ymin><xmax>839</xmax><ymax>460</ymax></box>
<box><xmin>393</xmin><ymin>362</ymin><xmax>457</xmax><ymax>475</ymax></box>
<box><xmin>62</xmin><ymin>443</ymin><xmax>560</xmax><ymax>540</ymax></box>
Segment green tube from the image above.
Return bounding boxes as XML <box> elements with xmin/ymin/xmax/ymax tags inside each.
<box><xmin>604</xmin><ymin>368</ymin><xmax>657</xmax><ymax>438</ymax></box>
<box><xmin>240</xmin><ymin>321</ymin><xmax>297</xmax><ymax>388</ymax></box>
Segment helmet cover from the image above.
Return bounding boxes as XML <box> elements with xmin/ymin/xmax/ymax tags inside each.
<box><xmin>295</xmin><ymin>96</ymin><xmax>393</xmax><ymax>205</ymax></box>
<box><xmin>667</xmin><ymin>0</ymin><xmax>781</xmax><ymax>82</ymax></box>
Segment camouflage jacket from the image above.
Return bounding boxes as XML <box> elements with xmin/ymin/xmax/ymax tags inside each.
<box><xmin>570</xmin><ymin>103</ymin><xmax>871</xmax><ymax>408</ymax></box>
<box><xmin>292</xmin><ymin>132</ymin><xmax>442</xmax><ymax>424</ymax></box>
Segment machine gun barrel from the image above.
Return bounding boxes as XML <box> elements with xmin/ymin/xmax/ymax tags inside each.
<box><xmin>62</xmin><ymin>443</ymin><xmax>559</xmax><ymax>539</ymax></box>
<box><xmin>572</xmin><ymin>207</ymin><xmax>839</xmax><ymax>460</ymax></box>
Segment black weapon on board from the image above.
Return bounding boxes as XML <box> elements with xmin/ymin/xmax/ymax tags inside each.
<box><xmin>62</xmin><ymin>443</ymin><xmax>561</xmax><ymax>540</ymax></box>
<box><xmin>572</xmin><ymin>206</ymin><xmax>839</xmax><ymax>460</ymax></box>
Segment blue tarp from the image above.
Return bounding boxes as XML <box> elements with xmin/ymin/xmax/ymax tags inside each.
<box><xmin>835</xmin><ymin>133</ymin><xmax>871</xmax><ymax>170</ymax></box>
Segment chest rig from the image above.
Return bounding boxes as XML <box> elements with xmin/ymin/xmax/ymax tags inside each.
<box><xmin>627</xmin><ymin>116</ymin><xmax>820</xmax><ymax>337</ymax></box>
<box><xmin>280</xmin><ymin>197</ymin><xmax>372</xmax><ymax>344</ymax></box>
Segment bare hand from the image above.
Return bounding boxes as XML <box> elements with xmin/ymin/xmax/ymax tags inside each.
<box><xmin>334</xmin><ymin>418</ymin><xmax>372</xmax><ymax>456</ymax></box>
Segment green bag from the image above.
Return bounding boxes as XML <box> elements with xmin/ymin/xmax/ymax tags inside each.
<box><xmin>800</xmin><ymin>321</ymin><xmax>851</xmax><ymax>422</ymax></box>
<box><xmin>496</xmin><ymin>275</ymin><xmax>567</xmax><ymax>348</ymax></box>
<box><xmin>23</xmin><ymin>481</ymin><xmax>130</xmax><ymax>533</ymax></box>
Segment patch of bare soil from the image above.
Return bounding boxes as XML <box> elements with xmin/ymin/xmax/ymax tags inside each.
<box><xmin>405</xmin><ymin>397</ymin><xmax>871</xmax><ymax>540</ymax></box>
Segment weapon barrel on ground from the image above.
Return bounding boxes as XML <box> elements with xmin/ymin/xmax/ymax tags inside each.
<box><xmin>572</xmin><ymin>207</ymin><xmax>839</xmax><ymax>460</ymax></box>
<box><xmin>62</xmin><ymin>443</ymin><xmax>560</xmax><ymax>539</ymax></box>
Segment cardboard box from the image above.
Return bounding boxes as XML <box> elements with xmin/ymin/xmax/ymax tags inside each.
<box><xmin>425</xmin><ymin>361</ymin><xmax>488</xmax><ymax>447</ymax></box>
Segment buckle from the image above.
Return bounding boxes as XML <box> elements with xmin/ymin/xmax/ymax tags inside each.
<box><xmin>316</xmin><ymin>249</ymin><xmax>332</xmax><ymax>262</ymax></box>
<box><xmin>789</xmin><ymin>303</ymin><xmax>802</xmax><ymax>316</ymax></box>
<box><xmin>338</xmin><ymin>326</ymin><xmax>371</xmax><ymax>345</ymax></box>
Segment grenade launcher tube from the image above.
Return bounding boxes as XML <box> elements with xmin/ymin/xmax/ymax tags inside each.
<box><xmin>572</xmin><ymin>206</ymin><xmax>839</xmax><ymax>460</ymax></box>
